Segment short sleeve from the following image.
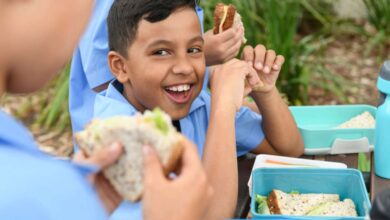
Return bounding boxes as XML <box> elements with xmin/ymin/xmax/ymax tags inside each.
<box><xmin>235</xmin><ymin>107</ymin><xmax>265</xmax><ymax>156</ymax></box>
<box><xmin>78</xmin><ymin>0</ymin><xmax>115</xmax><ymax>88</ymax></box>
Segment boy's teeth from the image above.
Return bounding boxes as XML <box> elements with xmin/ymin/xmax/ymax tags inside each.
<box><xmin>167</xmin><ymin>84</ymin><xmax>190</xmax><ymax>92</ymax></box>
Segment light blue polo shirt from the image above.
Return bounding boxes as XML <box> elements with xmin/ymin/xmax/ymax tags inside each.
<box><xmin>94</xmin><ymin>80</ymin><xmax>265</xmax><ymax>219</ymax></box>
<box><xmin>0</xmin><ymin>110</ymin><xmax>107</xmax><ymax>220</ymax></box>
<box><xmin>69</xmin><ymin>0</ymin><xmax>115</xmax><ymax>135</ymax></box>
<box><xmin>69</xmin><ymin>3</ymin><xmax>207</xmax><ymax>136</ymax></box>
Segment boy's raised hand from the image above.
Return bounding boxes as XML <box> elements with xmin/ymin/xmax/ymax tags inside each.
<box><xmin>210</xmin><ymin>58</ymin><xmax>260</xmax><ymax>112</ymax></box>
<box><xmin>241</xmin><ymin>45</ymin><xmax>285</xmax><ymax>93</ymax></box>
<box><xmin>203</xmin><ymin>26</ymin><xmax>244</xmax><ymax>66</ymax></box>
<box><xmin>142</xmin><ymin>138</ymin><xmax>213</xmax><ymax>220</ymax></box>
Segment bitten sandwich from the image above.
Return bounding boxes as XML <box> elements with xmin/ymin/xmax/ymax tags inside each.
<box><xmin>256</xmin><ymin>189</ymin><xmax>358</xmax><ymax>217</ymax></box>
<box><xmin>213</xmin><ymin>3</ymin><xmax>247</xmax><ymax>43</ymax></box>
<box><xmin>75</xmin><ymin>108</ymin><xmax>184</xmax><ymax>202</ymax></box>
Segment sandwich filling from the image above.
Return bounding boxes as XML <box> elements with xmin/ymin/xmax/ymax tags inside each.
<box><xmin>219</xmin><ymin>5</ymin><xmax>229</xmax><ymax>33</ymax></box>
<box><xmin>255</xmin><ymin>189</ymin><xmax>358</xmax><ymax>217</ymax></box>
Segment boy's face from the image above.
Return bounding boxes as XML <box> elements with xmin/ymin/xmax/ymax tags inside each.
<box><xmin>117</xmin><ymin>7</ymin><xmax>205</xmax><ymax>120</ymax></box>
<box><xmin>3</xmin><ymin>0</ymin><xmax>93</xmax><ymax>93</ymax></box>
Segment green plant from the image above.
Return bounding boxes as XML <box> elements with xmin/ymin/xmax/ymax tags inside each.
<box><xmin>34</xmin><ymin>64</ymin><xmax>71</xmax><ymax>132</ymax></box>
<box><xmin>363</xmin><ymin>0</ymin><xmax>390</xmax><ymax>57</ymax></box>
<box><xmin>363</xmin><ymin>0</ymin><xmax>390</xmax><ymax>35</ymax></box>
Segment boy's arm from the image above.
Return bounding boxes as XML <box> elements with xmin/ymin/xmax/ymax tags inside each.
<box><xmin>242</xmin><ymin>45</ymin><xmax>304</xmax><ymax>157</ymax></box>
<box><xmin>202</xmin><ymin>59</ymin><xmax>259</xmax><ymax>219</ymax></box>
<box><xmin>250</xmin><ymin>87</ymin><xmax>304</xmax><ymax>156</ymax></box>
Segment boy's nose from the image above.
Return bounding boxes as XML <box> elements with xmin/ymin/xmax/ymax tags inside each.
<box><xmin>172</xmin><ymin>56</ymin><xmax>194</xmax><ymax>75</ymax></box>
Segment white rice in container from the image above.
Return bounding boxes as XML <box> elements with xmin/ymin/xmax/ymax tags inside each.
<box><xmin>336</xmin><ymin>111</ymin><xmax>375</xmax><ymax>129</ymax></box>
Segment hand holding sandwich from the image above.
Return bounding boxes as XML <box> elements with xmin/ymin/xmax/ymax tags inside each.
<box><xmin>73</xmin><ymin>137</ymin><xmax>213</xmax><ymax>220</ymax></box>
<box><xmin>203</xmin><ymin>26</ymin><xmax>244</xmax><ymax>66</ymax></box>
<box><xmin>203</xmin><ymin>3</ymin><xmax>247</xmax><ymax>66</ymax></box>
<box><xmin>73</xmin><ymin>142</ymin><xmax>124</xmax><ymax>214</ymax></box>
<box><xmin>143</xmin><ymin>139</ymin><xmax>213</xmax><ymax>220</ymax></box>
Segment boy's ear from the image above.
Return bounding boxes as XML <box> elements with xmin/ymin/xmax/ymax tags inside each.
<box><xmin>108</xmin><ymin>51</ymin><xmax>130</xmax><ymax>83</ymax></box>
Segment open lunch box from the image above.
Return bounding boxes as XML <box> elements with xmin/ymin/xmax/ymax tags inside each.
<box><xmin>289</xmin><ymin>105</ymin><xmax>376</xmax><ymax>155</ymax></box>
<box><xmin>250</xmin><ymin>168</ymin><xmax>371</xmax><ymax>219</ymax></box>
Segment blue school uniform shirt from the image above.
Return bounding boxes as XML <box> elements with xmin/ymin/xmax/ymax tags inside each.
<box><xmin>93</xmin><ymin>80</ymin><xmax>265</xmax><ymax>219</ymax></box>
<box><xmin>0</xmin><ymin>110</ymin><xmax>107</xmax><ymax>220</ymax></box>
<box><xmin>69</xmin><ymin>3</ymin><xmax>207</xmax><ymax>136</ymax></box>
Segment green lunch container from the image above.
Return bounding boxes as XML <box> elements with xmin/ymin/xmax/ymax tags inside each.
<box><xmin>289</xmin><ymin>105</ymin><xmax>376</xmax><ymax>155</ymax></box>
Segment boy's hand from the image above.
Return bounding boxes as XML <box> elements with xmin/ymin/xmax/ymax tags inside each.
<box><xmin>241</xmin><ymin>45</ymin><xmax>285</xmax><ymax>93</ymax></box>
<box><xmin>143</xmin><ymin>138</ymin><xmax>213</xmax><ymax>220</ymax></box>
<box><xmin>73</xmin><ymin>143</ymin><xmax>124</xmax><ymax>214</ymax></box>
<box><xmin>210</xmin><ymin>58</ymin><xmax>260</xmax><ymax>112</ymax></box>
<box><xmin>204</xmin><ymin>26</ymin><xmax>244</xmax><ymax>66</ymax></box>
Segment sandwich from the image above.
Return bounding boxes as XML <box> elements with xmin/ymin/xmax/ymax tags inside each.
<box><xmin>213</xmin><ymin>3</ymin><xmax>247</xmax><ymax>44</ymax></box>
<box><xmin>256</xmin><ymin>189</ymin><xmax>358</xmax><ymax>217</ymax></box>
<box><xmin>75</xmin><ymin>108</ymin><xmax>184</xmax><ymax>202</ymax></box>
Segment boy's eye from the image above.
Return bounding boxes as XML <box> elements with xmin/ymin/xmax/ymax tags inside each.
<box><xmin>153</xmin><ymin>49</ymin><xmax>169</xmax><ymax>56</ymax></box>
<box><xmin>188</xmin><ymin>47</ymin><xmax>202</xmax><ymax>54</ymax></box>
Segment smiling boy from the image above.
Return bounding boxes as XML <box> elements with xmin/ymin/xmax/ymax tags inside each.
<box><xmin>95</xmin><ymin>0</ymin><xmax>304</xmax><ymax>219</ymax></box>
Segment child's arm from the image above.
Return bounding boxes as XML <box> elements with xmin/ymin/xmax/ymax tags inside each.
<box><xmin>143</xmin><ymin>139</ymin><xmax>213</xmax><ymax>220</ymax></box>
<box><xmin>203</xmin><ymin>26</ymin><xmax>244</xmax><ymax>66</ymax></box>
<box><xmin>202</xmin><ymin>59</ymin><xmax>260</xmax><ymax>219</ymax></box>
<box><xmin>241</xmin><ymin>45</ymin><xmax>304</xmax><ymax>157</ymax></box>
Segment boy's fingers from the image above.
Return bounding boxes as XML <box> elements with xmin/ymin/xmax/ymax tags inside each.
<box><xmin>241</xmin><ymin>46</ymin><xmax>254</xmax><ymax>64</ymax></box>
<box><xmin>218</xmin><ymin>28</ymin><xmax>236</xmax><ymax>42</ymax></box>
<box><xmin>224</xmin><ymin>37</ymin><xmax>243</xmax><ymax>61</ymax></box>
<box><xmin>233</xmin><ymin>26</ymin><xmax>244</xmax><ymax>43</ymax></box>
<box><xmin>73</xmin><ymin>150</ymin><xmax>87</xmax><ymax>162</ymax></box>
<box><xmin>246</xmin><ymin>65</ymin><xmax>261</xmax><ymax>86</ymax></box>
<box><xmin>263</xmin><ymin>50</ymin><xmax>276</xmax><ymax>74</ymax></box>
<box><xmin>254</xmin><ymin>45</ymin><xmax>266</xmax><ymax>71</ymax></box>
<box><xmin>272</xmin><ymin>55</ymin><xmax>285</xmax><ymax>71</ymax></box>
<box><xmin>178</xmin><ymin>138</ymin><xmax>203</xmax><ymax>175</ymax></box>
<box><xmin>143</xmin><ymin>145</ymin><xmax>165</xmax><ymax>185</ymax></box>
<box><xmin>81</xmin><ymin>142</ymin><xmax>123</xmax><ymax>169</ymax></box>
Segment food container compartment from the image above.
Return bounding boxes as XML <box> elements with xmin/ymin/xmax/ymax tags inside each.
<box><xmin>289</xmin><ymin>105</ymin><xmax>376</xmax><ymax>155</ymax></box>
<box><xmin>250</xmin><ymin>168</ymin><xmax>371</xmax><ymax>219</ymax></box>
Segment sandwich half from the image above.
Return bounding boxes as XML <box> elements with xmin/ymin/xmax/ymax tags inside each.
<box><xmin>75</xmin><ymin>108</ymin><xmax>184</xmax><ymax>202</ymax></box>
<box><xmin>256</xmin><ymin>189</ymin><xmax>358</xmax><ymax>217</ymax></box>
<box><xmin>213</xmin><ymin>3</ymin><xmax>247</xmax><ymax>43</ymax></box>
<box><xmin>268</xmin><ymin>189</ymin><xmax>340</xmax><ymax>216</ymax></box>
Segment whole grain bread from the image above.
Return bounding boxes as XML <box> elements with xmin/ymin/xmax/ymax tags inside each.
<box><xmin>267</xmin><ymin>189</ymin><xmax>340</xmax><ymax>215</ymax></box>
<box><xmin>75</xmin><ymin>110</ymin><xmax>183</xmax><ymax>202</ymax></box>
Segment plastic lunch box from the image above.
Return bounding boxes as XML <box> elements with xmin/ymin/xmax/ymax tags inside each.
<box><xmin>289</xmin><ymin>105</ymin><xmax>376</xmax><ymax>155</ymax></box>
<box><xmin>250</xmin><ymin>168</ymin><xmax>371</xmax><ymax>219</ymax></box>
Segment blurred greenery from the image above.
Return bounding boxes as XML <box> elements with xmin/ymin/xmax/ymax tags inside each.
<box><xmin>363</xmin><ymin>0</ymin><xmax>390</xmax><ymax>57</ymax></box>
<box><xmin>34</xmin><ymin>64</ymin><xmax>71</xmax><ymax>132</ymax></box>
<box><xmin>363</xmin><ymin>0</ymin><xmax>390</xmax><ymax>35</ymax></box>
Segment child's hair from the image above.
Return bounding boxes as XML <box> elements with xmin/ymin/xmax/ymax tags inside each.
<box><xmin>107</xmin><ymin>0</ymin><xmax>199</xmax><ymax>57</ymax></box>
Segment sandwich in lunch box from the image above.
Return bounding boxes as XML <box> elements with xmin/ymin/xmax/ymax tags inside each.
<box><xmin>256</xmin><ymin>189</ymin><xmax>357</xmax><ymax>217</ymax></box>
